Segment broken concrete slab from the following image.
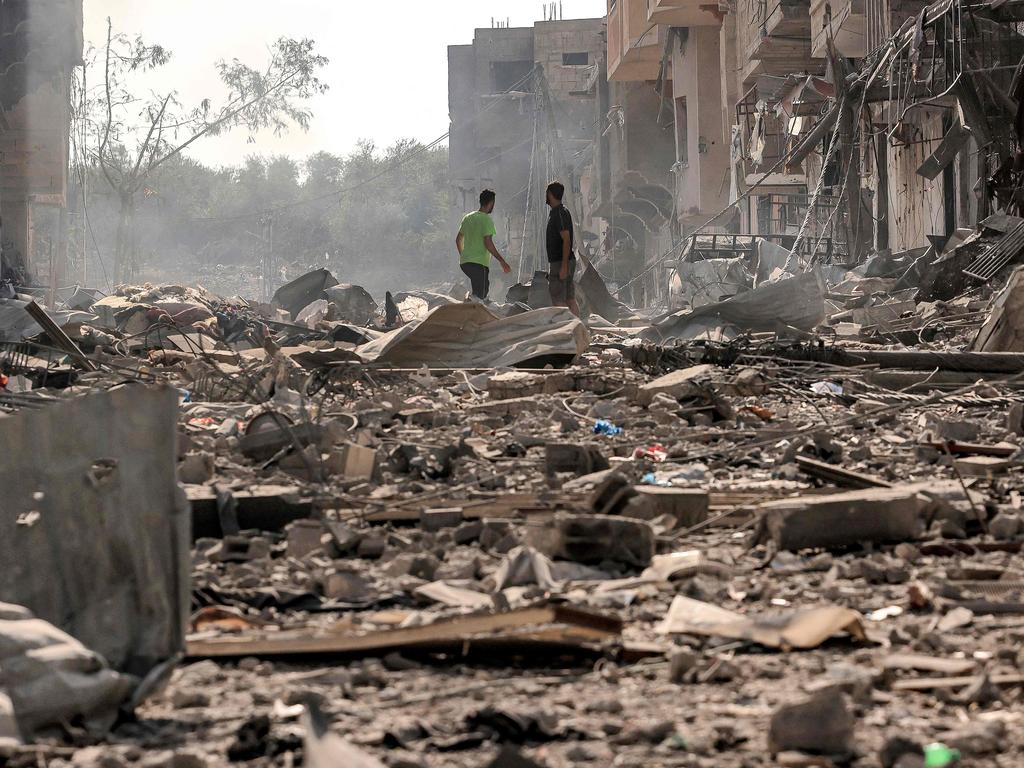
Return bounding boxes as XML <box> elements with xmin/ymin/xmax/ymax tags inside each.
<box><xmin>630</xmin><ymin>364</ymin><xmax>715</xmax><ymax>406</ymax></box>
<box><xmin>754</xmin><ymin>487</ymin><xmax>925</xmax><ymax>551</ymax></box>
<box><xmin>188</xmin><ymin>484</ymin><xmax>313</xmax><ymax>538</ymax></box>
<box><xmin>238</xmin><ymin>419</ymin><xmax>324</xmax><ymax>462</ymax></box>
<box><xmin>0</xmin><ymin>385</ymin><xmax>188</xmax><ymax>680</ymax></box>
<box><xmin>953</xmin><ymin>455</ymin><xmax>1012</xmax><ymax>477</ymax></box>
<box><xmin>634</xmin><ymin>486</ymin><xmax>709</xmax><ymax>528</ymax></box>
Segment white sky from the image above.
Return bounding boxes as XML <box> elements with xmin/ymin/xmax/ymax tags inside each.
<box><xmin>84</xmin><ymin>0</ymin><xmax>607</xmax><ymax>168</ymax></box>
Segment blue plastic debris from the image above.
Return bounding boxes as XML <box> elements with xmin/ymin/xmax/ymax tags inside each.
<box><xmin>593</xmin><ymin>419</ymin><xmax>623</xmax><ymax>436</ymax></box>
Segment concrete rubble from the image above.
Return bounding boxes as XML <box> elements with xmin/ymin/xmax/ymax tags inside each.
<box><xmin>4</xmin><ymin>252</ymin><xmax>1024</xmax><ymax>768</ymax></box>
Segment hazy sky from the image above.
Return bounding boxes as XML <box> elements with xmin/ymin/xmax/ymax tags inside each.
<box><xmin>85</xmin><ymin>0</ymin><xmax>607</xmax><ymax>168</ymax></box>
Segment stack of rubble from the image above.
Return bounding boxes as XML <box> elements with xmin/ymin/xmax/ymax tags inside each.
<box><xmin>2</xmin><ymin>255</ymin><xmax>1024</xmax><ymax>767</ymax></box>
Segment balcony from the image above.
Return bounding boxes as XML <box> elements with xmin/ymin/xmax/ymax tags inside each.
<box><xmin>810</xmin><ymin>0</ymin><xmax>866</xmax><ymax>58</ymax></box>
<box><xmin>738</xmin><ymin>0</ymin><xmax>822</xmax><ymax>85</ymax></box>
<box><xmin>757</xmin><ymin>193</ymin><xmax>848</xmax><ymax>263</ymax></box>
<box><xmin>608</xmin><ymin>0</ymin><xmax>666</xmax><ymax>81</ymax></box>
<box><xmin>647</xmin><ymin>0</ymin><xmax>722</xmax><ymax>27</ymax></box>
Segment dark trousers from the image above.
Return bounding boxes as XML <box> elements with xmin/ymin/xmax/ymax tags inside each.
<box><xmin>461</xmin><ymin>262</ymin><xmax>489</xmax><ymax>300</ymax></box>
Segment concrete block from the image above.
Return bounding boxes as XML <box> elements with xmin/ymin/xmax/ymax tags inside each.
<box><xmin>321</xmin><ymin>570</ymin><xmax>372</xmax><ymax>602</ymax></box>
<box><xmin>756</xmin><ymin>487</ymin><xmax>925</xmax><ymax>551</ymax></box>
<box><xmin>420</xmin><ymin>507</ymin><xmax>464</xmax><ymax>531</ymax></box>
<box><xmin>634</xmin><ymin>486</ymin><xmax>709</xmax><ymax>528</ymax></box>
<box><xmin>325</xmin><ymin>442</ymin><xmax>377</xmax><ymax>480</ymax></box>
<box><xmin>632</xmin><ymin>364</ymin><xmax>716</xmax><ymax>406</ymax></box>
<box><xmin>286</xmin><ymin>519</ymin><xmax>325</xmax><ymax>559</ymax></box>
<box><xmin>545</xmin><ymin>443</ymin><xmax>610</xmax><ymax>476</ymax></box>
<box><xmin>769</xmin><ymin>690</ymin><xmax>854</xmax><ymax>755</ymax></box>
<box><xmin>954</xmin><ymin>455</ymin><xmax>1012</xmax><ymax>477</ymax></box>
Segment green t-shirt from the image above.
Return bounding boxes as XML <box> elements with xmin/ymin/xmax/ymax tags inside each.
<box><xmin>459</xmin><ymin>210</ymin><xmax>496</xmax><ymax>267</ymax></box>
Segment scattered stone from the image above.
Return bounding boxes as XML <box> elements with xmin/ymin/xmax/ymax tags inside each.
<box><xmin>768</xmin><ymin>690</ymin><xmax>854</xmax><ymax>756</ymax></box>
<box><xmin>170</xmin><ymin>689</ymin><xmax>210</xmax><ymax>709</ymax></box>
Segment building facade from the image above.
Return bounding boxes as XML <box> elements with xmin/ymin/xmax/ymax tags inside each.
<box><xmin>447</xmin><ymin>18</ymin><xmax>605</xmax><ymax>285</ymax></box>
<box><xmin>0</xmin><ymin>0</ymin><xmax>83</xmax><ymax>285</ymax></box>
<box><xmin>448</xmin><ymin>0</ymin><xmax>1024</xmax><ymax>306</ymax></box>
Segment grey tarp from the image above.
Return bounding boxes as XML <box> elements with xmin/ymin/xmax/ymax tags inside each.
<box><xmin>643</xmin><ymin>268</ymin><xmax>826</xmax><ymax>342</ymax></box>
<box><xmin>0</xmin><ymin>602</ymin><xmax>135</xmax><ymax>740</ymax></box>
<box><xmin>672</xmin><ymin>257</ymin><xmax>749</xmax><ymax>308</ymax></box>
<box><xmin>272</xmin><ymin>268</ymin><xmax>339</xmax><ymax>319</ymax></box>
<box><xmin>323</xmin><ymin>284</ymin><xmax>378</xmax><ymax>325</ymax></box>
<box><xmin>355</xmin><ymin>303</ymin><xmax>590</xmax><ymax>368</ymax></box>
<box><xmin>0</xmin><ymin>297</ymin><xmax>97</xmax><ymax>341</ymax></box>
<box><xmin>0</xmin><ymin>385</ymin><xmax>189</xmax><ymax>681</ymax></box>
<box><xmin>577</xmin><ymin>257</ymin><xmax>631</xmax><ymax>323</ymax></box>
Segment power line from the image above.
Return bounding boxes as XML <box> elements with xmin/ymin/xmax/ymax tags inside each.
<box><xmin>181</xmin><ymin>66</ymin><xmax>542</xmax><ymax>224</ymax></box>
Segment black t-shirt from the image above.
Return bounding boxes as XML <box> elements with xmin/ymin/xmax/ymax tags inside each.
<box><xmin>546</xmin><ymin>205</ymin><xmax>575</xmax><ymax>263</ymax></box>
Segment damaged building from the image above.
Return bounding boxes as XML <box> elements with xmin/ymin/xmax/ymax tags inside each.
<box><xmin>446</xmin><ymin>0</ymin><xmax>1024</xmax><ymax>307</ymax></box>
<box><xmin>448</xmin><ymin>15</ymin><xmax>606</xmax><ymax>280</ymax></box>
<box><xmin>0</xmin><ymin>0</ymin><xmax>83</xmax><ymax>286</ymax></box>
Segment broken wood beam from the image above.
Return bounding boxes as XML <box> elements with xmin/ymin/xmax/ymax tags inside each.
<box><xmin>795</xmin><ymin>456</ymin><xmax>893</xmax><ymax>489</ymax></box>
<box><xmin>891</xmin><ymin>673</ymin><xmax>1024</xmax><ymax>692</ymax></box>
<box><xmin>188</xmin><ymin>484</ymin><xmax>313</xmax><ymax>539</ymax></box>
<box><xmin>24</xmin><ymin>300</ymin><xmax>97</xmax><ymax>371</ymax></box>
<box><xmin>186</xmin><ymin>603</ymin><xmax>621</xmax><ymax>660</ymax></box>
<box><xmin>757</xmin><ymin>346</ymin><xmax>1024</xmax><ymax>374</ymax></box>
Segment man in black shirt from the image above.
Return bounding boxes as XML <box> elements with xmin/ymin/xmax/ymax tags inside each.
<box><xmin>545</xmin><ymin>181</ymin><xmax>580</xmax><ymax>316</ymax></box>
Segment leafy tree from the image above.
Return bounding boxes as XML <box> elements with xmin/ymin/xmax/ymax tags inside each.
<box><xmin>70</xmin><ymin>140</ymin><xmax>453</xmax><ymax>299</ymax></box>
<box><xmin>73</xmin><ymin>20</ymin><xmax>328</xmax><ymax>281</ymax></box>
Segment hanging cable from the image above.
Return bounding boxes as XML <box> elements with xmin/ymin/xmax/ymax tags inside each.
<box><xmin>519</xmin><ymin>106</ymin><xmax>539</xmax><ymax>282</ymax></box>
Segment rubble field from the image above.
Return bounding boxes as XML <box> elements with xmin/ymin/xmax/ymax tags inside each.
<box><xmin>4</xmin><ymin>235</ymin><xmax>1024</xmax><ymax>768</ymax></box>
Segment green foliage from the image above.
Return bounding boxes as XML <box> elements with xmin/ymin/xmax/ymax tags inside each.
<box><xmin>72</xmin><ymin>19</ymin><xmax>329</xmax><ymax>280</ymax></box>
<box><xmin>73</xmin><ymin>140</ymin><xmax>454</xmax><ymax>298</ymax></box>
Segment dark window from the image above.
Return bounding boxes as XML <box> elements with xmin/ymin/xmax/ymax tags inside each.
<box><xmin>491</xmin><ymin>60</ymin><xmax>533</xmax><ymax>91</ymax></box>
<box><xmin>562</xmin><ymin>52</ymin><xmax>589</xmax><ymax>66</ymax></box>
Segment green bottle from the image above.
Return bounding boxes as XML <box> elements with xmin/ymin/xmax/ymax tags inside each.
<box><xmin>923</xmin><ymin>743</ymin><xmax>961</xmax><ymax>767</ymax></box>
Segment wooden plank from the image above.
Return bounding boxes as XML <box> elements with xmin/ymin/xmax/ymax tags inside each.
<box><xmin>795</xmin><ymin>456</ymin><xmax>892</xmax><ymax>489</ymax></box>
<box><xmin>892</xmin><ymin>673</ymin><xmax>1024</xmax><ymax>692</ymax></box>
<box><xmin>23</xmin><ymin>300</ymin><xmax>96</xmax><ymax>371</ymax></box>
<box><xmin>186</xmin><ymin>604</ymin><xmax>622</xmax><ymax>659</ymax></box>
<box><xmin>881</xmin><ymin>653</ymin><xmax>977</xmax><ymax>675</ymax></box>
<box><xmin>923</xmin><ymin>441</ymin><xmax>1017</xmax><ymax>457</ymax></box>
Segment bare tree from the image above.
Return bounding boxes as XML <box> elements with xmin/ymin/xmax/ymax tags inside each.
<box><xmin>75</xmin><ymin>19</ymin><xmax>328</xmax><ymax>281</ymax></box>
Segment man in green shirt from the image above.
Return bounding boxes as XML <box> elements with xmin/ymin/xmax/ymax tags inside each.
<box><xmin>456</xmin><ymin>189</ymin><xmax>511</xmax><ymax>300</ymax></box>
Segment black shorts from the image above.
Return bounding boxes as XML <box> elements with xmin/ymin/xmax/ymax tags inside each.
<box><xmin>548</xmin><ymin>259</ymin><xmax>576</xmax><ymax>304</ymax></box>
<box><xmin>461</xmin><ymin>262</ymin><xmax>489</xmax><ymax>300</ymax></box>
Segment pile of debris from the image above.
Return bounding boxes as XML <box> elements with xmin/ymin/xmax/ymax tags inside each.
<box><xmin>3</xmin><ymin>247</ymin><xmax>1024</xmax><ymax>767</ymax></box>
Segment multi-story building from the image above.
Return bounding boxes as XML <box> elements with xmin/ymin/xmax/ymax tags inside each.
<box><xmin>0</xmin><ymin>0</ymin><xmax>83</xmax><ymax>284</ymax></box>
<box><xmin>448</xmin><ymin>0</ymin><xmax>1024</xmax><ymax>306</ymax></box>
<box><xmin>447</xmin><ymin>17</ymin><xmax>605</xmax><ymax>282</ymax></box>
